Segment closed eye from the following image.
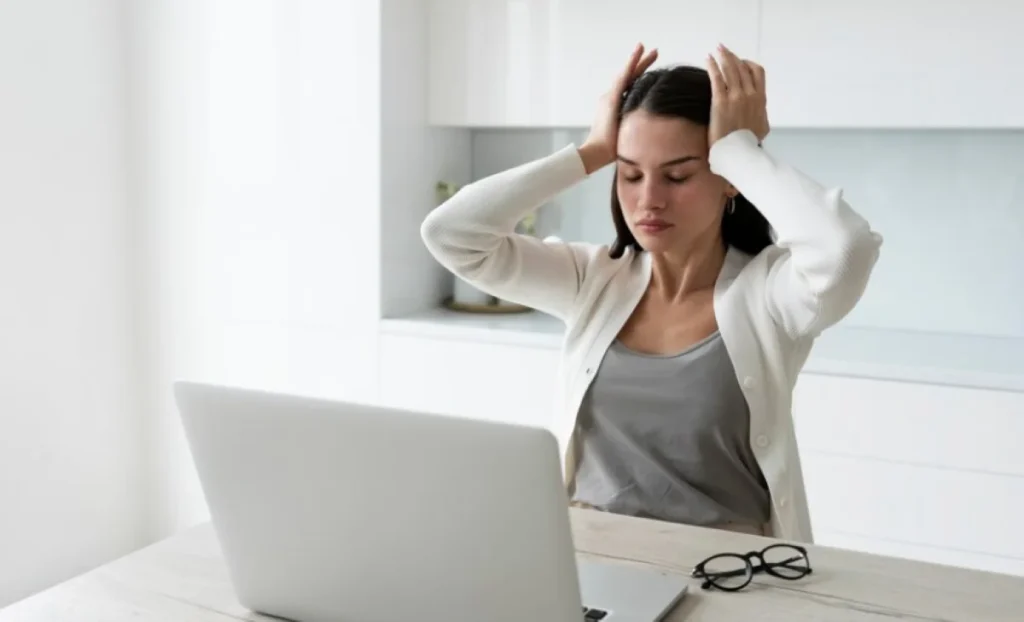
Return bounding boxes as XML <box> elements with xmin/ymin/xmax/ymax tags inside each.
<box><xmin>621</xmin><ymin>173</ymin><xmax>692</xmax><ymax>184</ymax></box>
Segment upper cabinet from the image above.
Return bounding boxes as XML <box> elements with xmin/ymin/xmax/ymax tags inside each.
<box><xmin>757</xmin><ymin>0</ymin><xmax>1024</xmax><ymax>128</ymax></box>
<box><xmin>428</xmin><ymin>0</ymin><xmax>1024</xmax><ymax>128</ymax></box>
<box><xmin>428</xmin><ymin>0</ymin><xmax>760</xmax><ymax>127</ymax></box>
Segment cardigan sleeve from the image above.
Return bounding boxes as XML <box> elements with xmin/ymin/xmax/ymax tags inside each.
<box><xmin>708</xmin><ymin>129</ymin><xmax>883</xmax><ymax>339</ymax></box>
<box><xmin>420</xmin><ymin>144</ymin><xmax>601</xmax><ymax>322</ymax></box>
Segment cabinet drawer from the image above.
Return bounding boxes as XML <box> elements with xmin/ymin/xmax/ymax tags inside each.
<box><xmin>793</xmin><ymin>374</ymin><xmax>1024</xmax><ymax>476</ymax></box>
<box><xmin>802</xmin><ymin>451</ymin><xmax>1024</xmax><ymax>564</ymax></box>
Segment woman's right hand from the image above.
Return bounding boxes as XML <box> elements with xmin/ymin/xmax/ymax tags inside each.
<box><xmin>578</xmin><ymin>43</ymin><xmax>658</xmax><ymax>174</ymax></box>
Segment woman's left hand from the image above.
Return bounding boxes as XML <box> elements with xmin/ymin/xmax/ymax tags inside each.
<box><xmin>707</xmin><ymin>44</ymin><xmax>769</xmax><ymax>147</ymax></box>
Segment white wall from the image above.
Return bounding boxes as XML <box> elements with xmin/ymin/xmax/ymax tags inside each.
<box><xmin>0</xmin><ymin>0</ymin><xmax>146</xmax><ymax>607</ymax></box>
<box><xmin>130</xmin><ymin>0</ymin><xmax>385</xmax><ymax>538</ymax></box>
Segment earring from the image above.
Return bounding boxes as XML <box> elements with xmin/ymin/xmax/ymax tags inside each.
<box><xmin>726</xmin><ymin>196</ymin><xmax>736</xmax><ymax>215</ymax></box>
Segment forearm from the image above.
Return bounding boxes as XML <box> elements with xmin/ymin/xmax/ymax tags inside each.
<box><xmin>710</xmin><ymin>130</ymin><xmax>879</xmax><ymax>253</ymax></box>
<box><xmin>419</xmin><ymin>144</ymin><xmax>595</xmax><ymax>321</ymax></box>
<box><xmin>423</xmin><ymin>144</ymin><xmax>589</xmax><ymax>246</ymax></box>
<box><xmin>710</xmin><ymin>129</ymin><xmax>883</xmax><ymax>336</ymax></box>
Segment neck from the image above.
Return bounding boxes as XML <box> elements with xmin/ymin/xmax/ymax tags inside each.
<box><xmin>649</xmin><ymin>233</ymin><xmax>727</xmax><ymax>302</ymax></box>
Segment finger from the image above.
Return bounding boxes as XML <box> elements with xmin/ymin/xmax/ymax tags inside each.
<box><xmin>619</xmin><ymin>43</ymin><xmax>644</xmax><ymax>85</ymax></box>
<box><xmin>706</xmin><ymin>54</ymin><xmax>726</xmax><ymax>100</ymax></box>
<box><xmin>746</xmin><ymin>60</ymin><xmax>766</xmax><ymax>97</ymax></box>
<box><xmin>633</xmin><ymin>47</ymin><xmax>659</xmax><ymax>78</ymax></box>
<box><xmin>717</xmin><ymin>45</ymin><xmax>748</xmax><ymax>94</ymax></box>
<box><xmin>737</xmin><ymin>59</ymin><xmax>756</xmax><ymax>95</ymax></box>
<box><xmin>727</xmin><ymin>50</ymin><xmax>755</xmax><ymax>95</ymax></box>
<box><xmin>612</xmin><ymin>44</ymin><xmax>644</xmax><ymax>96</ymax></box>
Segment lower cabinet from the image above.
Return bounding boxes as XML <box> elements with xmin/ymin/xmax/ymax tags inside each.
<box><xmin>793</xmin><ymin>373</ymin><xmax>1024</xmax><ymax>576</ymax></box>
<box><xmin>379</xmin><ymin>332</ymin><xmax>1024</xmax><ymax>576</ymax></box>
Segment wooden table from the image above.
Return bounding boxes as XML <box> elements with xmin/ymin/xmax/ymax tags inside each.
<box><xmin>2</xmin><ymin>508</ymin><xmax>1021</xmax><ymax>621</ymax></box>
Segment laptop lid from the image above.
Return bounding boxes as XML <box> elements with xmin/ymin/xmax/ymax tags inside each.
<box><xmin>173</xmin><ymin>380</ymin><xmax>585</xmax><ymax>622</ymax></box>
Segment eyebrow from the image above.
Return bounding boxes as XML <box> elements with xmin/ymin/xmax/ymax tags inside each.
<box><xmin>617</xmin><ymin>155</ymin><xmax>701</xmax><ymax>167</ymax></box>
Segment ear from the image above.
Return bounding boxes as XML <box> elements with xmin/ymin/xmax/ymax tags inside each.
<box><xmin>725</xmin><ymin>183</ymin><xmax>739</xmax><ymax>199</ymax></box>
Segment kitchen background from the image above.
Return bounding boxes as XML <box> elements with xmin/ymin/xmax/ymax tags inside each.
<box><xmin>3</xmin><ymin>0</ymin><xmax>1023</xmax><ymax>608</ymax></box>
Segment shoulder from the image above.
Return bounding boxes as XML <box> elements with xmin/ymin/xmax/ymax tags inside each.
<box><xmin>552</xmin><ymin>239</ymin><xmax>646</xmax><ymax>323</ymax></box>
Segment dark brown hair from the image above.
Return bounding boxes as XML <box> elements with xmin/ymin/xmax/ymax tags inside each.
<box><xmin>609</xmin><ymin>65</ymin><xmax>772</xmax><ymax>259</ymax></box>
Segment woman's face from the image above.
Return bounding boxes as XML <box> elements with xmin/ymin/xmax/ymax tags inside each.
<box><xmin>615</xmin><ymin>109</ymin><xmax>732</xmax><ymax>253</ymax></box>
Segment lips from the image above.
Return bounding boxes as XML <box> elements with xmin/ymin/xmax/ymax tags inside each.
<box><xmin>636</xmin><ymin>219</ymin><xmax>672</xmax><ymax>233</ymax></box>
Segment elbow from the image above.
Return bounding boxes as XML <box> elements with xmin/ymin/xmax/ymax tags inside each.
<box><xmin>838</xmin><ymin>224</ymin><xmax>883</xmax><ymax>281</ymax></box>
<box><xmin>821</xmin><ymin>186</ymin><xmax>883</xmax><ymax>269</ymax></box>
<box><xmin>419</xmin><ymin>207</ymin><xmax>439</xmax><ymax>247</ymax></box>
<box><xmin>419</xmin><ymin>207</ymin><xmax>450</xmax><ymax>263</ymax></box>
<box><xmin>419</xmin><ymin>207</ymin><xmax>489</xmax><ymax>278</ymax></box>
<box><xmin>814</xmin><ymin>189</ymin><xmax>883</xmax><ymax>282</ymax></box>
<box><xmin>809</xmin><ymin>226</ymin><xmax>882</xmax><ymax>331</ymax></box>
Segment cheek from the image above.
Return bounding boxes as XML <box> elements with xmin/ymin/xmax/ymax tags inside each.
<box><xmin>668</xmin><ymin>179</ymin><xmax>723</xmax><ymax>217</ymax></box>
<box><xmin>616</xmin><ymin>184</ymin><xmax>642</xmax><ymax>215</ymax></box>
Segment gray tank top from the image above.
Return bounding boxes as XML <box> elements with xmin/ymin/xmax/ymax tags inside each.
<box><xmin>571</xmin><ymin>330</ymin><xmax>771</xmax><ymax>529</ymax></box>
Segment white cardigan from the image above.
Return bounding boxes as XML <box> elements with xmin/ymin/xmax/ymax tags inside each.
<box><xmin>420</xmin><ymin>129</ymin><xmax>883</xmax><ymax>542</ymax></box>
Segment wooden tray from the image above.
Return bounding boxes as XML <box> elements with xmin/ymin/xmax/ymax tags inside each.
<box><xmin>442</xmin><ymin>297</ymin><xmax>532</xmax><ymax>314</ymax></box>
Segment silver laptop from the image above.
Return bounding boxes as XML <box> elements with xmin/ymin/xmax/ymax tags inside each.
<box><xmin>174</xmin><ymin>381</ymin><xmax>688</xmax><ymax>622</ymax></box>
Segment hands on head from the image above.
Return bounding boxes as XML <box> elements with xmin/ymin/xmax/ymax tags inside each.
<box><xmin>578</xmin><ymin>43</ymin><xmax>768</xmax><ymax>174</ymax></box>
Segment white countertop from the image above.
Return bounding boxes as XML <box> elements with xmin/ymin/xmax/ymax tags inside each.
<box><xmin>381</xmin><ymin>308</ymin><xmax>1024</xmax><ymax>393</ymax></box>
<box><xmin>7</xmin><ymin>510</ymin><xmax>1024</xmax><ymax>621</ymax></box>
<box><xmin>381</xmin><ymin>307</ymin><xmax>565</xmax><ymax>348</ymax></box>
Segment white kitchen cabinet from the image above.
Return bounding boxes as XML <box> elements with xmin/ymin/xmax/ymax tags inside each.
<box><xmin>759</xmin><ymin>0</ymin><xmax>1024</xmax><ymax>128</ymax></box>
<box><xmin>428</xmin><ymin>0</ymin><xmax>759</xmax><ymax>127</ymax></box>
<box><xmin>792</xmin><ymin>373</ymin><xmax>1024</xmax><ymax>575</ymax></box>
<box><xmin>378</xmin><ymin>333</ymin><xmax>560</xmax><ymax>429</ymax></box>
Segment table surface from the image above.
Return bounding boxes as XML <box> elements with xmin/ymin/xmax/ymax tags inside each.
<box><xmin>2</xmin><ymin>508</ymin><xmax>1022</xmax><ymax>621</ymax></box>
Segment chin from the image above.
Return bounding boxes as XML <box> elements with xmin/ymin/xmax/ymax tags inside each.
<box><xmin>633</xmin><ymin>234</ymin><xmax>677</xmax><ymax>253</ymax></box>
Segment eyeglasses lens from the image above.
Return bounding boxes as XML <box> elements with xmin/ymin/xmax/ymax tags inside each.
<box><xmin>763</xmin><ymin>545</ymin><xmax>810</xmax><ymax>579</ymax></box>
<box><xmin>704</xmin><ymin>554</ymin><xmax>751</xmax><ymax>589</ymax></box>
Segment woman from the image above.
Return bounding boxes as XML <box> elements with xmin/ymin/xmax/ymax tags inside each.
<box><xmin>420</xmin><ymin>43</ymin><xmax>882</xmax><ymax>542</ymax></box>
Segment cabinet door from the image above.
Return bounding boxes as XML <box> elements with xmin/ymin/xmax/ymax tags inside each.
<box><xmin>379</xmin><ymin>334</ymin><xmax>560</xmax><ymax>429</ymax></box>
<box><xmin>428</xmin><ymin>0</ymin><xmax>524</xmax><ymax>126</ymax></box>
<box><xmin>546</xmin><ymin>0</ymin><xmax>760</xmax><ymax>127</ymax></box>
<box><xmin>759</xmin><ymin>0</ymin><xmax>1024</xmax><ymax>128</ymax></box>
<box><xmin>428</xmin><ymin>0</ymin><xmax>759</xmax><ymax>127</ymax></box>
<box><xmin>792</xmin><ymin>373</ymin><xmax>1024</xmax><ymax>575</ymax></box>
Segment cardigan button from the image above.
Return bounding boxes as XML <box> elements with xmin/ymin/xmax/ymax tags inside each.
<box><xmin>742</xmin><ymin>376</ymin><xmax>757</xmax><ymax>390</ymax></box>
<box><xmin>755</xmin><ymin>435</ymin><xmax>770</xmax><ymax>448</ymax></box>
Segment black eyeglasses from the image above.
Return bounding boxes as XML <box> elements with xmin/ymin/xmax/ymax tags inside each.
<box><xmin>690</xmin><ymin>543</ymin><xmax>812</xmax><ymax>591</ymax></box>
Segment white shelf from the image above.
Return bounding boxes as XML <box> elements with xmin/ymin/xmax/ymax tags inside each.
<box><xmin>380</xmin><ymin>309</ymin><xmax>1024</xmax><ymax>393</ymax></box>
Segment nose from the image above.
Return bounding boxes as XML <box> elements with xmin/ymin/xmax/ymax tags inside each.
<box><xmin>637</xmin><ymin>179</ymin><xmax>668</xmax><ymax>211</ymax></box>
